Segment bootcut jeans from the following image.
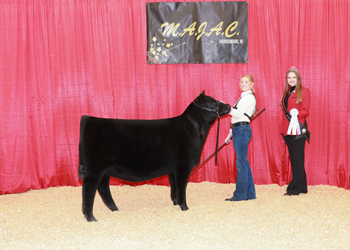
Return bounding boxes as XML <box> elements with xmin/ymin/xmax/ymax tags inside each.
<box><xmin>230</xmin><ymin>124</ymin><xmax>256</xmax><ymax>201</ymax></box>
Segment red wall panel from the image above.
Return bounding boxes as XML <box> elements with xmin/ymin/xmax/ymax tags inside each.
<box><xmin>0</xmin><ymin>0</ymin><xmax>349</xmax><ymax>194</ymax></box>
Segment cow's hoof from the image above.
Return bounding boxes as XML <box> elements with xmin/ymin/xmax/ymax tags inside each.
<box><xmin>172</xmin><ymin>199</ymin><xmax>178</xmax><ymax>205</ymax></box>
<box><xmin>108</xmin><ymin>204</ymin><xmax>119</xmax><ymax>211</ymax></box>
<box><xmin>180</xmin><ymin>205</ymin><xmax>189</xmax><ymax>211</ymax></box>
<box><xmin>111</xmin><ymin>206</ymin><xmax>119</xmax><ymax>212</ymax></box>
<box><xmin>85</xmin><ymin>214</ymin><xmax>97</xmax><ymax>222</ymax></box>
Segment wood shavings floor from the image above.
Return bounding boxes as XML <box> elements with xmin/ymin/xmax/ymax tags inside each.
<box><xmin>1</xmin><ymin>182</ymin><xmax>350</xmax><ymax>249</ymax></box>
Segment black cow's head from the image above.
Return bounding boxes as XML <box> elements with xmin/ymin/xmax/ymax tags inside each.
<box><xmin>193</xmin><ymin>91</ymin><xmax>231</xmax><ymax>119</ymax></box>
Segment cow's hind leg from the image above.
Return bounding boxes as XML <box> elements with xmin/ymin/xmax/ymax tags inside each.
<box><xmin>82</xmin><ymin>175</ymin><xmax>102</xmax><ymax>222</ymax></box>
<box><xmin>168</xmin><ymin>173</ymin><xmax>178</xmax><ymax>205</ymax></box>
<box><xmin>98</xmin><ymin>175</ymin><xmax>118</xmax><ymax>212</ymax></box>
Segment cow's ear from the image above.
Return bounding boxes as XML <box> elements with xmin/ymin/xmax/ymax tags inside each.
<box><xmin>196</xmin><ymin>91</ymin><xmax>205</xmax><ymax>105</ymax></box>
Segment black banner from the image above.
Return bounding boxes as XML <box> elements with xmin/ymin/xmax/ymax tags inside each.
<box><xmin>146</xmin><ymin>1</ymin><xmax>248</xmax><ymax>64</ymax></box>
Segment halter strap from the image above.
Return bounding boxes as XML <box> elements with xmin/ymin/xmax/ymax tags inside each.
<box><xmin>192</xmin><ymin>101</ymin><xmax>221</xmax><ymax>164</ymax></box>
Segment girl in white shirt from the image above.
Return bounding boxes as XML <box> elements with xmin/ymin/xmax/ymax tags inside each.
<box><xmin>225</xmin><ymin>75</ymin><xmax>257</xmax><ymax>201</ymax></box>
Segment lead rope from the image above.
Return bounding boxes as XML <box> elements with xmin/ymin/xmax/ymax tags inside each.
<box><xmin>215</xmin><ymin>113</ymin><xmax>220</xmax><ymax>164</ymax></box>
<box><xmin>191</xmin><ymin>108</ymin><xmax>266</xmax><ymax>175</ymax></box>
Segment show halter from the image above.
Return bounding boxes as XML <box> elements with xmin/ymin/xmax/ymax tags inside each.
<box><xmin>192</xmin><ymin>101</ymin><xmax>221</xmax><ymax>164</ymax></box>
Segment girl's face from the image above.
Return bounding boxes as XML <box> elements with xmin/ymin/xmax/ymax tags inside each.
<box><xmin>287</xmin><ymin>72</ymin><xmax>298</xmax><ymax>87</ymax></box>
<box><xmin>240</xmin><ymin>77</ymin><xmax>253</xmax><ymax>92</ymax></box>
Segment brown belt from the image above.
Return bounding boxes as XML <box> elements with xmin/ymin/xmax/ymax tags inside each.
<box><xmin>230</xmin><ymin>121</ymin><xmax>249</xmax><ymax>128</ymax></box>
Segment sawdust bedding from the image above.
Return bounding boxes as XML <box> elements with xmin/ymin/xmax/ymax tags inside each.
<box><xmin>1</xmin><ymin>182</ymin><xmax>350</xmax><ymax>249</ymax></box>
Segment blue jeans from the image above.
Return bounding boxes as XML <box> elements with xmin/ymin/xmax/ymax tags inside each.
<box><xmin>230</xmin><ymin>124</ymin><xmax>256</xmax><ymax>201</ymax></box>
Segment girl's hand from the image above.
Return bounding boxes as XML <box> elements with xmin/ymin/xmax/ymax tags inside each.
<box><xmin>225</xmin><ymin>133</ymin><xmax>232</xmax><ymax>144</ymax></box>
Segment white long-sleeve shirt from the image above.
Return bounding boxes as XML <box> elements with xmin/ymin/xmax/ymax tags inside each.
<box><xmin>229</xmin><ymin>90</ymin><xmax>256</xmax><ymax>124</ymax></box>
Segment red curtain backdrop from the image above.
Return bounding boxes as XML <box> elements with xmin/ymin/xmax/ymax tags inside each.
<box><xmin>1</xmin><ymin>0</ymin><xmax>349</xmax><ymax>194</ymax></box>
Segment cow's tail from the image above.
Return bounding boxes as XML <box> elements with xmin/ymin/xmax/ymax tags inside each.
<box><xmin>78</xmin><ymin>115</ymin><xmax>90</xmax><ymax>180</ymax></box>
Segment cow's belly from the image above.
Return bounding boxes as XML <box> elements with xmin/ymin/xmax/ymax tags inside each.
<box><xmin>106</xmin><ymin>163</ymin><xmax>172</xmax><ymax>182</ymax></box>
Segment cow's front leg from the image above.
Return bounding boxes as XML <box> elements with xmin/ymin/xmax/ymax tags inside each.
<box><xmin>175</xmin><ymin>167</ymin><xmax>191</xmax><ymax>211</ymax></box>
<box><xmin>168</xmin><ymin>173</ymin><xmax>178</xmax><ymax>205</ymax></box>
<box><xmin>98</xmin><ymin>175</ymin><xmax>118</xmax><ymax>212</ymax></box>
<box><xmin>82</xmin><ymin>175</ymin><xmax>101</xmax><ymax>222</ymax></box>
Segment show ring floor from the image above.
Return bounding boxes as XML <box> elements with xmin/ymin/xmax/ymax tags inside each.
<box><xmin>1</xmin><ymin>182</ymin><xmax>350</xmax><ymax>249</ymax></box>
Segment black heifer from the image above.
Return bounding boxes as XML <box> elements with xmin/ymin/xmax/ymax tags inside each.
<box><xmin>78</xmin><ymin>91</ymin><xmax>231</xmax><ymax>221</ymax></box>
